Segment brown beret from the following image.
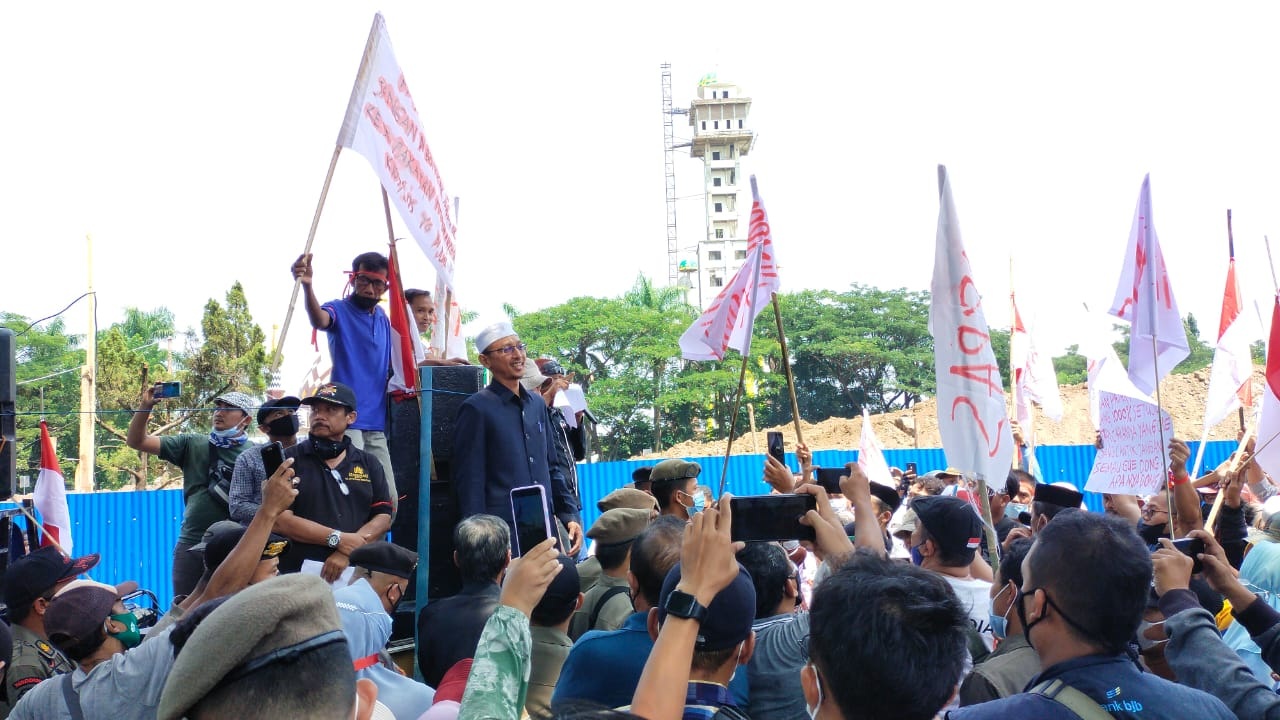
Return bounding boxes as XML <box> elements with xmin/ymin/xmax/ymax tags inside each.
<box><xmin>587</xmin><ymin>508</ymin><xmax>652</xmax><ymax>546</ymax></box>
<box><xmin>649</xmin><ymin>459</ymin><xmax>701</xmax><ymax>483</ymax></box>
<box><xmin>597</xmin><ymin>488</ymin><xmax>660</xmax><ymax>514</ymax></box>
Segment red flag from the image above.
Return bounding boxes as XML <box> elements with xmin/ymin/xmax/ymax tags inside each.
<box><xmin>386</xmin><ymin>243</ymin><xmax>424</xmax><ymax>394</ymax></box>
<box><xmin>1205</xmin><ymin>237</ymin><xmax>1255</xmax><ymax>429</ymax></box>
<box><xmin>679</xmin><ymin>176</ymin><xmax>781</xmax><ymax>360</ymax></box>
<box><xmin>1253</xmin><ymin>295</ymin><xmax>1280</xmax><ymax>480</ymax></box>
<box><xmin>35</xmin><ymin>421</ymin><xmax>72</xmax><ymax>554</ymax></box>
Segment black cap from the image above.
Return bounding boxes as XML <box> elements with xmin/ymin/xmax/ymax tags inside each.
<box><xmin>301</xmin><ymin>382</ymin><xmax>357</xmax><ymax>411</ymax></box>
<box><xmin>531</xmin><ymin>555</ymin><xmax>580</xmax><ymax>626</ymax></box>
<box><xmin>348</xmin><ymin>542</ymin><xmax>419</xmax><ymax>579</ymax></box>
<box><xmin>912</xmin><ymin>496</ymin><xmax>983</xmax><ymax>556</ymax></box>
<box><xmin>257</xmin><ymin>396</ymin><xmax>301</xmax><ymax>426</ymax></box>
<box><xmin>3</xmin><ymin>547</ymin><xmax>100</xmax><ymax>609</ymax></box>
<box><xmin>658</xmin><ymin>562</ymin><xmax>755</xmax><ymax>651</ymax></box>
<box><xmin>189</xmin><ymin>520</ymin><xmax>289</xmax><ymax>571</ymax></box>
<box><xmin>869</xmin><ymin>482</ymin><xmax>902</xmax><ymax>512</ymax></box>
<box><xmin>1033</xmin><ymin>483</ymin><xmax>1084</xmax><ymax>509</ymax></box>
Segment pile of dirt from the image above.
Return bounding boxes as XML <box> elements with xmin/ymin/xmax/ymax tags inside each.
<box><xmin>637</xmin><ymin>367</ymin><xmax>1265</xmax><ymax>459</ymax></box>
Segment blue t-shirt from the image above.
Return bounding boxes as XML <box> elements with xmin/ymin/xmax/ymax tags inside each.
<box><xmin>321</xmin><ymin>297</ymin><xmax>391</xmax><ymax>431</ymax></box>
<box><xmin>553</xmin><ymin>612</ymin><xmax>748</xmax><ymax>710</ymax></box>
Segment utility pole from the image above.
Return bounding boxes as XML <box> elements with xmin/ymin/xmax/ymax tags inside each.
<box><xmin>75</xmin><ymin>234</ymin><xmax>96</xmax><ymax>492</ymax></box>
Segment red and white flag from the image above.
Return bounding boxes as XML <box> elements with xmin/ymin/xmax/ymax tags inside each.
<box><xmin>338</xmin><ymin>13</ymin><xmax>457</xmax><ymax>291</ymax></box>
<box><xmin>387</xmin><ymin>243</ymin><xmax>425</xmax><ymax>393</ymax></box>
<box><xmin>1108</xmin><ymin>175</ymin><xmax>1189</xmax><ymax>396</ymax></box>
<box><xmin>1204</xmin><ymin>236</ymin><xmax>1255</xmax><ymax>430</ymax></box>
<box><xmin>1252</xmin><ymin>294</ymin><xmax>1280</xmax><ymax>480</ymax></box>
<box><xmin>679</xmin><ymin>176</ymin><xmax>781</xmax><ymax>360</ymax></box>
<box><xmin>34</xmin><ymin>421</ymin><xmax>73</xmax><ymax>555</ymax></box>
<box><xmin>1010</xmin><ymin>292</ymin><xmax>1064</xmax><ymax>445</ymax></box>
<box><xmin>928</xmin><ymin>166</ymin><xmax>1014</xmax><ymax>486</ymax></box>
<box><xmin>857</xmin><ymin>408</ymin><xmax>895</xmax><ymax>487</ymax></box>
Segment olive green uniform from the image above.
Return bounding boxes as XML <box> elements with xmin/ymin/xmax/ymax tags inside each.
<box><xmin>7</xmin><ymin>624</ymin><xmax>73</xmax><ymax>707</ymax></box>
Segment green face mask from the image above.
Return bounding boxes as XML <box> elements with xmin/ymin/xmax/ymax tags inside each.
<box><xmin>108</xmin><ymin>612</ymin><xmax>142</xmax><ymax>649</ymax></box>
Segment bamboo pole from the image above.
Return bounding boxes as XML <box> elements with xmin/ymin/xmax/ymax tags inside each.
<box><xmin>272</xmin><ymin>145</ymin><xmax>344</xmax><ymax>371</ymax></box>
<box><xmin>716</xmin><ymin>353</ymin><xmax>751</xmax><ymax>497</ymax></box>
<box><xmin>771</xmin><ymin>293</ymin><xmax>805</xmax><ymax>447</ymax></box>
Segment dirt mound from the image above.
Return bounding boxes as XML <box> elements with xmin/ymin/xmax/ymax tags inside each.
<box><xmin>637</xmin><ymin>367</ymin><xmax>1264</xmax><ymax>459</ymax></box>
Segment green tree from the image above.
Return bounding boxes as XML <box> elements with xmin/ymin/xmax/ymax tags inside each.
<box><xmin>1052</xmin><ymin>345</ymin><xmax>1089</xmax><ymax>386</ymax></box>
<box><xmin>1112</xmin><ymin>314</ymin><xmax>1213</xmax><ymax>376</ymax></box>
<box><xmin>2</xmin><ymin>314</ymin><xmax>85</xmax><ymax>490</ymax></box>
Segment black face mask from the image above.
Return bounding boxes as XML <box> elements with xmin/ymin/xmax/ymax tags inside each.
<box><xmin>351</xmin><ymin>294</ymin><xmax>379</xmax><ymax>311</ymax></box>
<box><xmin>1137</xmin><ymin>521</ymin><xmax>1168</xmax><ymax>546</ymax></box>
<box><xmin>266</xmin><ymin>414</ymin><xmax>300</xmax><ymax>438</ymax></box>
<box><xmin>309</xmin><ymin>433</ymin><xmax>351</xmax><ymax>460</ymax></box>
<box><xmin>387</xmin><ymin>584</ymin><xmax>405</xmax><ymax>615</ymax></box>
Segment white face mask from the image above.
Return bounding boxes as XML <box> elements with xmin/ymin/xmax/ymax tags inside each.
<box><xmin>806</xmin><ymin>662</ymin><xmax>825</xmax><ymax>720</ymax></box>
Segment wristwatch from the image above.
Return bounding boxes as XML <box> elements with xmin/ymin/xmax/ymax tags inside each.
<box><xmin>663</xmin><ymin>589</ymin><xmax>708</xmax><ymax>624</ymax></box>
<box><xmin>326</xmin><ymin>530</ymin><xmax>342</xmax><ymax>549</ymax></box>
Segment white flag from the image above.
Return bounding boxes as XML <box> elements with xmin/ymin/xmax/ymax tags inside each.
<box><xmin>928</xmin><ymin>166</ymin><xmax>1015</xmax><ymax>484</ymax></box>
<box><xmin>1108</xmin><ymin>175</ymin><xmax>1189</xmax><ymax>396</ymax></box>
<box><xmin>857</xmin><ymin>408</ymin><xmax>895</xmax><ymax>487</ymax></box>
<box><xmin>338</xmin><ymin>13</ymin><xmax>457</xmax><ymax>289</ymax></box>
<box><xmin>1254</xmin><ymin>295</ymin><xmax>1280</xmax><ymax>481</ymax></box>
<box><xmin>1204</xmin><ymin>241</ymin><xmax>1256</xmax><ymax>430</ymax></box>
<box><xmin>679</xmin><ymin>177</ymin><xmax>781</xmax><ymax>361</ymax></box>
<box><xmin>1010</xmin><ymin>294</ymin><xmax>1064</xmax><ymax>445</ymax></box>
<box><xmin>35</xmin><ymin>421</ymin><xmax>73</xmax><ymax>555</ymax></box>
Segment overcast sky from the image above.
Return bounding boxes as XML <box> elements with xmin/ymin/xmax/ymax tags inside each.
<box><xmin>5</xmin><ymin>2</ymin><xmax>1280</xmax><ymax>399</ymax></box>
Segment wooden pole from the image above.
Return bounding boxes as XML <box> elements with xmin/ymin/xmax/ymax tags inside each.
<box><xmin>75</xmin><ymin>234</ymin><xmax>96</xmax><ymax>492</ymax></box>
<box><xmin>747</xmin><ymin>403</ymin><xmax>759</xmax><ymax>453</ymax></box>
<box><xmin>272</xmin><ymin>145</ymin><xmax>344</xmax><ymax>372</ymax></box>
<box><xmin>1206</xmin><ymin>423</ymin><xmax>1257</xmax><ymax>530</ymax></box>
<box><xmin>771</xmin><ymin>293</ymin><xmax>805</xmax><ymax>447</ymax></box>
<box><xmin>974</xmin><ymin>475</ymin><xmax>1000</xmax><ymax>567</ymax></box>
<box><xmin>1009</xmin><ymin>256</ymin><xmax>1019</xmax><ymax>470</ymax></box>
<box><xmin>716</xmin><ymin>352</ymin><xmax>751</xmax><ymax>497</ymax></box>
<box><xmin>1267</xmin><ymin>236</ymin><xmax>1279</xmax><ymax>293</ymax></box>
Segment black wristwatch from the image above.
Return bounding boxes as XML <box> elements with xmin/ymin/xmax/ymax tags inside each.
<box><xmin>663</xmin><ymin>589</ymin><xmax>708</xmax><ymax>623</ymax></box>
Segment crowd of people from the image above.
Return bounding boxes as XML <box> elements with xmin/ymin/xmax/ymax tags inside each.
<box><xmin>5</xmin><ymin>248</ymin><xmax>1280</xmax><ymax>718</ymax></box>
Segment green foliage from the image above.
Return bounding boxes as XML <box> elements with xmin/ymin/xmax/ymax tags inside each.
<box><xmin>1053</xmin><ymin>345</ymin><xmax>1089</xmax><ymax>386</ymax></box>
<box><xmin>1112</xmin><ymin>314</ymin><xmax>1214</xmax><ymax>376</ymax></box>
<box><xmin>1</xmin><ymin>315</ymin><xmax>84</xmax><ymax>488</ymax></box>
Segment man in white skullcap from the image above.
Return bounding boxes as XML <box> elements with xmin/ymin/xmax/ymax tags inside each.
<box><xmin>451</xmin><ymin>322</ymin><xmax>583</xmax><ymax>556</ymax></box>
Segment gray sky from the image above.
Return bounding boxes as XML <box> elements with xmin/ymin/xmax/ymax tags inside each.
<box><xmin>5</xmin><ymin>1</ymin><xmax>1280</xmax><ymax>397</ymax></box>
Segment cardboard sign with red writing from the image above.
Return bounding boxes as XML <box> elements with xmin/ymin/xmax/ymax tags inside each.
<box><xmin>1084</xmin><ymin>391</ymin><xmax>1174</xmax><ymax>496</ymax></box>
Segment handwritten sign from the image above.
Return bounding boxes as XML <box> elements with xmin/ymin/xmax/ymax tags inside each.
<box><xmin>1084</xmin><ymin>391</ymin><xmax>1173</xmax><ymax>496</ymax></box>
<box><xmin>339</xmin><ymin>14</ymin><xmax>456</xmax><ymax>288</ymax></box>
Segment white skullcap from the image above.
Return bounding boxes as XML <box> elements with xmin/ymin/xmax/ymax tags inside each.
<box><xmin>474</xmin><ymin>322</ymin><xmax>516</xmax><ymax>353</ymax></box>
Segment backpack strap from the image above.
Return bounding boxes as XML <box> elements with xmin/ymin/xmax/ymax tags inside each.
<box><xmin>60</xmin><ymin>673</ymin><xmax>86</xmax><ymax>720</ymax></box>
<box><xmin>588</xmin><ymin>585</ymin><xmax>631</xmax><ymax>630</ymax></box>
<box><xmin>1029</xmin><ymin>678</ymin><xmax>1116</xmax><ymax>720</ymax></box>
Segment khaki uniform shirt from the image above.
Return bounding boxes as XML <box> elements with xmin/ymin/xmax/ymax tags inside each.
<box><xmin>7</xmin><ymin>624</ymin><xmax>73</xmax><ymax>706</ymax></box>
<box><xmin>568</xmin><ymin>574</ymin><xmax>633</xmax><ymax>641</ymax></box>
<box><xmin>524</xmin><ymin>625</ymin><xmax>573</xmax><ymax>719</ymax></box>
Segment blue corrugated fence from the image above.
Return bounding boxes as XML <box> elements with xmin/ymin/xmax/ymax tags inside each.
<box><xmin>39</xmin><ymin>439</ymin><xmax>1238</xmax><ymax>609</ymax></box>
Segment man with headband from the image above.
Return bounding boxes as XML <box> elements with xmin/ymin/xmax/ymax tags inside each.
<box><xmin>292</xmin><ymin>251</ymin><xmax>397</xmax><ymax>516</ymax></box>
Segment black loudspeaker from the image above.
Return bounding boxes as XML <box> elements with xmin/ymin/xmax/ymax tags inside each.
<box><xmin>387</xmin><ymin>366</ymin><xmax>484</xmax><ymax>611</ymax></box>
<box><xmin>0</xmin><ymin>329</ymin><xmax>16</xmax><ymax>501</ymax></box>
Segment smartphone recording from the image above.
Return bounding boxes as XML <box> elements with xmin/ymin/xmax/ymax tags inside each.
<box><xmin>730</xmin><ymin>494</ymin><xmax>817</xmax><ymax>543</ymax></box>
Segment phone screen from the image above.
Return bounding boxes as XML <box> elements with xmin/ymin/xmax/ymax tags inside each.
<box><xmin>154</xmin><ymin>382</ymin><xmax>181</xmax><ymax>399</ymax></box>
<box><xmin>905</xmin><ymin>462</ymin><xmax>918</xmax><ymax>476</ymax></box>
<box><xmin>261</xmin><ymin>441</ymin><xmax>284</xmax><ymax>478</ymax></box>
<box><xmin>814</xmin><ymin>467</ymin><xmax>845</xmax><ymax>494</ymax></box>
<box><xmin>511</xmin><ymin>486</ymin><xmax>552</xmax><ymax>557</ymax></box>
<box><xmin>767</xmin><ymin>432</ymin><xmax>785</xmax><ymax>465</ymax></box>
<box><xmin>730</xmin><ymin>494</ymin><xmax>817</xmax><ymax>543</ymax></box>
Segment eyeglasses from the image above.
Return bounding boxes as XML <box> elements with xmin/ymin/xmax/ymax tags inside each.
<box><xmin>329</xmin><ymin>469</ymin><xmax>350</xmax><ymax>496</ymax></box>
<box><xmin>484</xmin><ymin>343</ymin><xmax>527</xmax><ymax>357</ymax></box>
<box><xmin>1140</xmin><ymin>506</ymin><xmax>1168</xmax><ymax>518</ymax></box>
<box><xmin>353</xmin><ymin>274</ymin><xmax>387</xmax><ymax>291</ymax></box>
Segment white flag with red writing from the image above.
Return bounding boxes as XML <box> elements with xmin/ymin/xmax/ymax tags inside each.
<box><xmin>928</xmin><ymin>166</ymin><xmax>1014</xmax><ymax>485</ymax></box>
<box><xmin>858</xmin><ymin>408</ymin><xmax>895</xmax><ymax>487</ymax></box>
<box><xmin>338</xmin><ymin>13</ymin><xmax>457</xmax><ymax>290</ymax></box>
<box><xmin>387</xmin><ymin>244</ymin><xmax>425</xmax><ymax>393</ymax></box>
<box><xmin>679</xmin><ymin>176</ymin><xmax>781</xmax><ymax>361</ymax></box>
<box><xmin>1205</xmin><ymin>238</ymin><xmax>1256</xmax><ymax>430</ymax></box>
<box><xmin>1108</xmin><ymin>175</ymin><xmax>1189</xmax><ymax>396</ymax></box>
<box><xmin>1252</xmin><ymin>294</ymin><xmax>1280</xmax><ymax>480</ymax></box>
<box><xmin>35</xmin><ymin>421</ymin><xmax>73</xmax><ymax>555</ymax></box>
<box><xmin>1010</xmin><ymin>293</ymin><xmax>1063</xmax><ymax>445</ymax></box>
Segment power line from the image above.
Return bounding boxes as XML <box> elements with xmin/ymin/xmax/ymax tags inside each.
<box><xmin>3</xmin><ymin>292</ymin><xmax>96</xmax><ymax>338</ymax></box>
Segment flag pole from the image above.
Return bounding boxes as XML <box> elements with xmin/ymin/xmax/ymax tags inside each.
<box><xmin>716</xmin><ymin>353</ymin><xmax>751</xmax><ymax>497</ymax></box>
<box><xmin>1267</xmin><ymin>236</ymin><xmax>1280</xmax><ymax>294</ymax></box>
<box><xmin>1205</xmin><ymin>421</ymin><xmax>1257</xmax><ymax>530</ymax></box>
<box><xmin>771</xmin><ymin>293</ymin><xmax>805</xmax><ymax>447</ymax></box>
<box><xmin>272</xmin><ymin>144</ymin><xmax>344</xmax><ymax>372</ymax></box>
<box><xmin>1008</xmin><ymin>257</ymin><xmax>1019</xmax><ymax>470</ymax></box>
